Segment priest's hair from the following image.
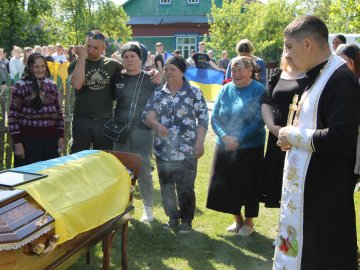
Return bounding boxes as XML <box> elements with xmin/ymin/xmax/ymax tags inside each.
<box><xmin>284</xmin><ymin>16</ymin><xmax>329</xmax><ymax>48</ymax></box>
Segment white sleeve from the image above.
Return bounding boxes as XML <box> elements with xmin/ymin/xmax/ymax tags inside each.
<box><xmin>287</xmin><ymin>125</ymin><xmax>316</xmax><ymax>152</ymax></box>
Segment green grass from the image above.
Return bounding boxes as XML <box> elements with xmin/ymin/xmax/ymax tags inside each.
<box><xmin>69</xmin><ymin>128</ymin><xmax>360</xmax><ymax>270</ymax></box>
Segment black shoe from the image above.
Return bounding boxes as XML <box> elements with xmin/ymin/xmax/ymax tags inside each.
<box><xmin>163</xmin><ymin>219</ymin><xmax>179</xmax><ymax>230</ymax></box>
<box><xmin>179</xmin><ymin>222</ymin><xmax>192</xmax><ymax>234</ymax></box>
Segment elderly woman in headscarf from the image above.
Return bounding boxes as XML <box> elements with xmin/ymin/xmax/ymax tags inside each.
<box><xmin>206</xmin><ymin>56</ymin><xmax>265</xmax><ymax>236</ymax></box>
<box><xmin>143</xmin><ymin>56</ymin><xmax>208</xmax><ymax>234</ymax></box>
<box><xmin>8</xmin><ymin>53</ymin><xmax>65</xmax><ymax>167</ymax></box>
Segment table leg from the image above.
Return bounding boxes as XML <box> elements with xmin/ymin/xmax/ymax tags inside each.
<box><xmin>121</xmin><ymin>222</ymin><xmax>129</xmax><ymax>270</ymax></box>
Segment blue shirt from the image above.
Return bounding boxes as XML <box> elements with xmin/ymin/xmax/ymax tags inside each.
<box><xmin>212</xmin><ymin>80</ymin><xmax>265</xmax><ymax>149</ymax></box>
<box><xmin>143</xmin><ymin>80</ymin><xmax>209</xmax><ymax>161</ymax></box>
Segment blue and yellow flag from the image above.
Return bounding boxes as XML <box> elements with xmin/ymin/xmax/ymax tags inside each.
<box><xmin>47</xmin><ymin>61</ymin><xmax>70</xmax><ymax>94</ymax></box>
<box><xmin>185</xmin><ymin>67</ymin><xmax>224</xmax><ymax>101</ymax></box>
<box><xmin>14</xmin><ymin>150</ymin><xmax>131</xmax><ymax>244</ymax></box>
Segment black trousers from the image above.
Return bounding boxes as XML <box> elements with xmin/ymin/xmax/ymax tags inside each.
<box><xmin>156</xmin><ymin>157</ymin><xmax>197</xmax><ymax>224</ymax></box>
<box><xmin>70</xmin><ymin>116</ymin><xmax>113</xmax><ymax>154</ymax></box>
<box><xmin>14</xmin><ymin>135</ymin><xmax>59</xmax><ymax>167</ymax></box>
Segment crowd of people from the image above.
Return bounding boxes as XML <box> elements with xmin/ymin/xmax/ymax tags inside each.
<box><xmin>3</xmin><ymin>15</ymin><xmax>360</xmax><ymax>270</ymax></box>
<box><xmin>0</xmin><ymin>43</ymin><xmax>77</xmax><ymax>85</ymax></box>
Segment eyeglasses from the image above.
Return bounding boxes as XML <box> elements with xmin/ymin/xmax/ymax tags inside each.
<box><xmin>86</xmin><ymin>32</ymin><xmax>105</xmax><ymax>40</ymax></box>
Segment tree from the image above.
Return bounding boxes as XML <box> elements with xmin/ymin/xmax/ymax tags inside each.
<box><xmin>93</xmin><ymin>0</ymin><xmax>132</xmax><ymax>41</ymax></box>
<box><xmin>207</xmin><ymin>0</ymin><xmax>303</xmax><ymax>62</ymax></box>
<box><xmin>327</xmin><ymin>0</ymin><xmax>360</xmax><ymax>33</ymax></box>
<box><xmin>242</xmin><ymin>0</ymin><xmax>301</xmax><ymax>61</ymax></box>
<box><xmin>0</xmin><ymin>0</ymin><xmax>53</xmax><ymax>52</ymax></box>
<box><xmin>56</xmin><ymin>0</ymin><xmax>89</xmax><ymax>45</ymax></box>
<box><xmin>92</xmin><ymin>0</ymin><xmax>132</xmax><ymax>56</ymax></box>
<box><xmin>206</xmin><ymin>0</ymin><xmax>249</xmax><ymax>59</ymax></box>
<box><xmin>299</xmin><ymin>0</ymin><xmax>332</xmax><ymax>22</ymax></box>
<box><xmin>54</xmin><ymin>0</ymin><xmax>131</xmax><ymax>49</ymax></box>
<box><xmin>0</xmin><ymin>0</ymin><xmax>131</xmax><ymax>54</ymax></box>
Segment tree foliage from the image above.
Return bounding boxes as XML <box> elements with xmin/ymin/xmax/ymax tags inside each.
<box><xmin>0</xmin><ymin>0</ymin><xmax>52</xmax><ymax>52</ymax></box>
<box><xmin>327</xmin><ymin>0</ymin><xmax>360</xmax><ymax>33</ymax></box>
<box><xmin>241</xmin><ymin>0</ymin><xmax>301</xmax><ymax>61</ymax></box>
<box><xmin>207</xmin><ymin>0</ymin><xmax>358</xmax><ymax>62</ymax></box>
<box><xmin>1</xmin><ymin>0</ymin><xmax>358</xmax><ymax>61</ymax></box>
<box><xmin>207</xmin><ymin>0</ymin><xmax>303</xmax><ymax>62</ymax></box>
<box><xmin>299</xmin><ymin>0</ymin><xmax>332</xmax><ymax>21</ymax></box>
<box><xmin>0</xmin><ymin>0</ymin><xmax>131</xmax><ymax>55</ymax></box>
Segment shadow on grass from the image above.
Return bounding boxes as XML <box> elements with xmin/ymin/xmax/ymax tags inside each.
<box><xmin>68</xmin><ymin>206</ymin><xmax>278</xmax><ymax>269</ymax></box>
<box><xmin>118</xmin><ymin>219</ymin><xmax>274</xmax><ymax>270</ymax></box>
<box><xmin>132</xmin><ymin>185</ymin><xmax>205</xmax><ymax>217</ymax></box>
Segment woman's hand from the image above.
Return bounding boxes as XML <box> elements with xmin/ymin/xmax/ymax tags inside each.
<box><xmin>270</xmin><ymin>125</ymin><xmax>282</xmax><ymax>137</ymax></box>
<box><xmin>148</xmin><ymin>69</ymin><xmax>161</xmax><ymax>84</ymax></box>
<box><xmin>154</xmin><ymin>122</ymin><xmax>169</xmax><ymax>138</ymax></box>
<box><xmin>222</xmin><ymin>135</ymin><xmax>239</xmax><ymax>151</ymax></box>
<box><xmin>194</xmin><ymin>141</ymin><xmax>205</xmax><ymax>159</ymax></box>
<box><xmin>14</xmin><ymin>143</ymin><xmax>25</xmax><ymax>159</ymax></box>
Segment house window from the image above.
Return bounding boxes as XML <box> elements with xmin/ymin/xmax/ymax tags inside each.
<box><xmin>176</xmin><ymin>36</ymin><xmax>197</xmax><ymax>59</ymax></box>
<box><xmin>160</xmin><ymin>0</ymin><xmax>171</xmax><ymax>4</ymax></box>
<box><xmin>188</xmin><ymin>0</ymin><xmax>199</xmax><ymax>3</ymax></box>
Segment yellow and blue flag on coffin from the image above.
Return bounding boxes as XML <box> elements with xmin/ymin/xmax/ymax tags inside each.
<box><xmin>185</xmin><ymin>67</ymin><xmax>224</xmax><ymax>101</ymax></box>
<box><xmin>15</xmin><ymin>150</ymin><xmax>131</xmax><ymax>244</ymax></box>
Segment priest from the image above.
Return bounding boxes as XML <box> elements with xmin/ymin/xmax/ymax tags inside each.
<box><xmin>274</xmin><ymin>16</ymin><xmax>360</xmax><ymax>270</ymax></box>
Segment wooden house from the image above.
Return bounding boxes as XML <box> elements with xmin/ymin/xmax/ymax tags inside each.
<box><xmin>121</xmin><ymin>0</ymin><xmax>222</xmax><ymax>59</ymax></box>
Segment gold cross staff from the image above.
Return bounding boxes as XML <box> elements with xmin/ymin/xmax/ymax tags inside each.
<box><xmin>287</xmin><ymin>94</ymin><xmax>299</xmax><ymax>126</ymax></box>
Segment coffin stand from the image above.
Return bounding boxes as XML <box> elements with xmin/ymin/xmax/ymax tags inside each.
<box><xmin>0</xmin><ymin>151</ymin><xmax>141</xmax><ymax>270</ymax></box>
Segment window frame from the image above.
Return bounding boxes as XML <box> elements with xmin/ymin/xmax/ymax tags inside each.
<box><xmin>160</xmin><ymin>0</ymin><xmax>171</xmax><ymax>5</ymax></box>
<box><xmin>175</xmin><ymin>34</ymin><xmax>197</xmax><ymax>59</ymax></box>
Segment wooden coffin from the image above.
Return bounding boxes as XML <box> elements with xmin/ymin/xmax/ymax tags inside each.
<box><xmin>0</xmin><ymin>151</ymin><xmax>141</xmax><ymax>270</ymax></box>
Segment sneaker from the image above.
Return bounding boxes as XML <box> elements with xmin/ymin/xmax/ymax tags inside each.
<box><xmin>237</xmin><ymin>224</ymin><xmax>255</xmax><ymax>236</ymax></box>
<box><xmin>226</xmin><ymin>222</ymin><xmax>243</xmax><ymax>233</ymax></box>
<box><xmin>179</xmin><ymin>222</ymin><xmax>192</xmax><ymax>234</ymax></box>
<box><xmin>163</xmin><ymin>219</ymin><xmax>179</xmax><ymax>230</ymax></box>
<box><xmin>140</xmin><ymin>206</ymin><xmax>153</xmax><ymax>222</ymax></box>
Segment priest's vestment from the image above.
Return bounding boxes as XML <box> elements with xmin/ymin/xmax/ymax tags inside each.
<box><xmin>273</xmin><ymin>55</ymin><xmax>360</xmax><ymax>270</ymax></box>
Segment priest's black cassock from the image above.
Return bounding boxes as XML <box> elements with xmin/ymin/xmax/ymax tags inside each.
<box><xmin>274</xmin><ymin>58</ymin><xmax>360</xmax><ymax>270</ymax></box>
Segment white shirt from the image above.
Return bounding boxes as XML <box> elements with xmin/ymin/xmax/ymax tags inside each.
<box><xmin>52</xmin><ymin>54</ymin><xmax>67</xmax><ymax>63</ymax></box>
<box><xmin>9</xmin><ymin>57</ymin><xmax>24</xmax><ymax>79</ymax></box>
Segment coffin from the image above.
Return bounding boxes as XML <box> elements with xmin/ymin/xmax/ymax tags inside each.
<box><xmin>0</xmin><ymin>150</ymin><xmax>141</xmax><ymax>270</ymax></box>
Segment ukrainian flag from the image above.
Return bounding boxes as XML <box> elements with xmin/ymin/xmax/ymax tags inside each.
<box><xmin>47</xmin><ymin>61</ymin><xmax>70</xmax><ymax>93</ymax></box>
<box><xmin>185</xmin><ymin>67</ymin><xmax>224</xmax><ymax>101</ymax></box>
<box><xmin>165</xmin><ymin>52</ymin><xmax>172</xmax><ymax>61</ymax></box>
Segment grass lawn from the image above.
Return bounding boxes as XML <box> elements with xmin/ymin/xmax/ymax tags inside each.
<box><xmin>69</xmin><ymin>127</ymin><xmax>360</xmax><ymax>270</ymax></box>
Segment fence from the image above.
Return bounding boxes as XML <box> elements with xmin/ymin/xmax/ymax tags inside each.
<box><xmin>0</xmin><ymin>61</ymin><xmax>278</xmax><ymax>170</ymax></box>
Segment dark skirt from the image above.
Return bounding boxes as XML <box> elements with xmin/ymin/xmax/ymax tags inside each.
<box><xmin>261</xmin><ymin>132</ymin><xmax>286</xmax><ymax>208</ymax></box>
<box><xmin>14</xmin><ymin>135</ymin><xmax>59</xmax><ymax>167</ymax></box>
<box><xmin>206</xmin><ymin>144</ymin><xmax>264</xmax><ymax>217</ymax></box>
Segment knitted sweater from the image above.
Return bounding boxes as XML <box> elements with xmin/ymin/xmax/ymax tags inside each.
<box><xmin>8</xmin><ymin>77</ymin><xmax>64</xmax><ymax>144</ymax></box>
